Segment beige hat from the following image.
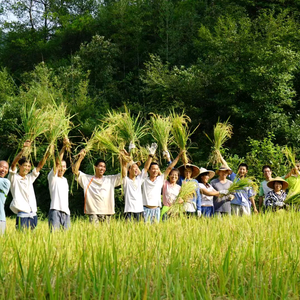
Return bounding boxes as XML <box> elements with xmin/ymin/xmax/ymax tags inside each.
<box><xmin>197</xmin><ymin>167</ymin><xmax>215</xmax><ymax>182</ymax></box>
<box><xmin>127</xmin><ymin>161</ymin><xmax>141</xmax><ymax>169</ymax></box>
<box><xmin>178</xmin><ymin>164</ymin><xmax>200</xmax><ymax>179</ymax></box>
<box><xmin>267</xmin><ymin>177</ymin><xmax>289</xmax><ymax>190</ymax></box>
<box><xmin>216</xmin><ymin>164</ymin><xmax>232</xmax><ymax>175</ymax></box>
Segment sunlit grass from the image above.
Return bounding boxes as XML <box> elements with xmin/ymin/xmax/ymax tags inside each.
<box><xmin>1</xmin><ymin>212</ymin><xmax>300</xmax><ymax>299</ymax></box>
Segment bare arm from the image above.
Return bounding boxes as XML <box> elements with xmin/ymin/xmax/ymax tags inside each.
<box><xmin>36</xmin><ymin>147</ymin><xmax>51</xmax><ymax>173</ymax></box>
<box><xmin>258</xmin><ymin>196</ymin><xmax>263</xmax><ymax>211</ymax></box>
<box><xmin>200</xmin><ymin>187</ymin><xmax>220</xmax><ymax>197</ymax></box>
<box><xmin>250</xmin><ymin>196</ymin><xmax>258</xmax><ymax>213</ymax></box>
<box><xmin>164</xmin><ymin>150</ymin><xmax>183</xmax><ymax>179</ymax></box>
<box><xmin>54</xmin><ymin>138</ymin><xmax>69</xmax><ymax>174</ymax></box>
<box><xmin>11</xmin><ymin>140</ymin><xmax>31</xmax><ymax>171</ymax></box>
<box><xmin>285</xmin><ymin>167</ymin><xmax>298</xmax><ymax>179</ymax></box>
<box><xmin>72</xmin><ymin>149</ymin><xmax>86</xmax><ymax>176</ymax></box>
<box><xmin>121</xmin><ymin>158</ymin><xmax>128</xmax><ymax>179</ymax></box>
<box><xmin>143</xmin><ymin>155</ymin><xmax>153</xmax><ymax>173</ymax></box>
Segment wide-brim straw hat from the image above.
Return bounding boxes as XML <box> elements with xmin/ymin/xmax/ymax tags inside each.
<box><xmin>178</xmin><ymin>164</ymin><xmax>200</xmax><ymax>179</ymax></box>
<box><xmin>267</xmin><ymin>177</ymin><xmax>289</xmax><ymax>190</ymax></box>
<box><xmin>127</xmin><ymin>161</ymin><xmax>141</xmax><ymax>169</ymax></box>
<box><xmin>216</xmin><ymin>164</ymin><xmax>233</xmax><ymax>175</ymax></box>
<box><xmin>196</xmin><ymin>167</ymin><xmax>215</xmax><ymax>181</ymax></box>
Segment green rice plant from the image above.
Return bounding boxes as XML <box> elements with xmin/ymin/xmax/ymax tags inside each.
<box><xmin>19</xmin><ymin>99</ymin><xmax>50</xmax><ymax>156</ymax></box>
<box><xmin>206</xmin><ymin>119</ymin><xmax>233</xmax><ymax>167</ymax></box>
<box><xmin>170</xmin><ymin>111</ymin><xmax>197</xmax><ymax>165</ymax></box>
<box><xmin>285</xmin><ymin>192</ymin><xmax>300</xmax><ymax>205</ymax></box>
<box><xmin>103</xmin><ymin>106</ymin><xmax>148</xmax><ymax>151</ymax></box>
<box><xmin>150</xmin><ymin>113</ymin><xmax>173</xmax><ymax>153</ymax></box>
<box><xmin>168</xmin><ymin>180</ymin><xmax>197</xmax><ymax>216</ymax></box>
<box><xmin>283</xmin><ymin>146</ymin><xmax>297</xmax><ymax>169</ymax></box>
<box><xmin>226</xmin><ymin>177</ymin><xmax>258</xmax><ymax>195</ymax></box>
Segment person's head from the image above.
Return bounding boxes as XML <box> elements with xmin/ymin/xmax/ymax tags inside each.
<box><xmin>128</xmin><ymin>162</ymin><xmax>140</xmax><ymax>178</ymax></box>
<box><xmin>238</xmin><ymin>163</ymin><xmax>248</xmax><ymax>177</ymax></box>
<box><xmin>168</xmin><ymin>169</ymin><xmax>180</xmax><ymax>184</ymax></box>
<box><xmin>57</xmin><ymin>160</ymin><xmax>67</xmax><ymax>178</ymax></box>
<box><xmin>199</xmin><ymin>172</ymin><xmax>210</xmax><ymax>184</ymax></box>
<box><xmin>296</xmin><ymin>162</ymin><xmax>300</xmax><ymax>172</ymax></box>
<box><xmin>149</xmin><ymin>162</ymin><xmax>160</xmax><ymax>178</ymax></box>
<box><xmin>0</xmin><ymin>161</ymin><xmax>9</xmax><ymax>178</ymax></box>
<box><xmin>184</xmin><ymin>166</ymin><xmax>193</xmax><ymax>179</ymax></box>
<box><xmin>274</xmin><ymin>181</ymin><xmax>283</xmax><ymax>193</ymax></box>
<box><xmin>216</xmin><ymin>164</ymin><xmax>232</xmax><ymax>179</ymax></box>
<box><xmin>18</xmin><ymin>157</ymin><xmax>31</xmax><ymax>176</ymax></box>
<box><xmin>262</xmin><ymin>165</ymin><xmax>272</xmax><ymax>180</ymax></box>
<box><xmin>94</xmin><ymin>159</ymin><xmax>106</xmax><ymax>177</ymax></box>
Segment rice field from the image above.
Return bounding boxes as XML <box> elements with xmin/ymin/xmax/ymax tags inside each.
<box><xmin>1</xmin><ymin>212</ymin><xmax>300</xmax><ymax>299</ymax></box>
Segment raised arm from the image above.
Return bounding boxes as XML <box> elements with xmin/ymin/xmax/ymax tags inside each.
<box><xmin>164</xmin><ymin>150</ymin><xmax>183</xmax><ymax>179</ymax></box>
<box><xmin>143</xmin><ymin>155</ymin><xmax>153</xmax><ymax>173</ymax></box>
<box><xmin>72</xmin><ymin>149</ymin><xmax>86</xmax><ymax>176</ymax></box>
<box><xmin>11</xmin><ymin>140</ymin><xmax>31</xmax><ymax>171</ymax></box>
<box><xmin>36</xmin><ymin>146</ymin><xmax>51</xmax><ymax>173</ymax></box>
<box><xmin>54</xmin><ymin>138</ymin><xmax>69</xmax><ymax>174</ymax></box>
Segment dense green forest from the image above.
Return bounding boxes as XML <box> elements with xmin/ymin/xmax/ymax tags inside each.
<box><xmin>0</xmin><ymin>0</ymin><xmax>300</xmax><ymax>215</ymax></box>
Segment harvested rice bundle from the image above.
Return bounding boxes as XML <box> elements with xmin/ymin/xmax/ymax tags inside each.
<box><xmin>19</xmin><ymin>99</ymin><xmax>49</xmax><ymax>157</ymax></box>
<box><xmin>168</xmin><ymin>180</ymin><xmax>197</xmax><ymax>217</ymax></box>
<box><xmin>225</xmin><ymin>177</ymin><xmax>258</xmax><ymax>195</ymax></box>
<box><xmin>285</xmin><ymin>192</ymin><xmax>300</xmax><ymax>205</ymax></box>
<box><xmin>150</xmin><ymin>114</ymin><xmax>172</xmax><ymax>156</ymax></box>
<box><xmin>103</xmin><ymin>106</ymin><xmax>147</xmax><ymax>155</ymax></box>
<box><xmin>171</xmin><ymin>112</ymin><xmax>196</xmax><ymax>165</ymax></box>
<box><xmin>44</xmin><ymin>103</ymin><xmax>73</xmax><ymax>161</ymax></box>
<box><xmin>206</xmin><ymin>120</ymin><xmax>233</xmax><ymax>167</ymax></box>
<box><xmin>283</xmin><ymin>146</ymin><xmax>297</xmax><ymax>169</ymax></box>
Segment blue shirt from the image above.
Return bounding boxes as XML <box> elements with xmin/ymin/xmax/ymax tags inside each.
<box><xmin>0</xmin><ymin>178</ymin><xmax>10</xmax><ymax>221</ymax></box>
<box><xmin>230</xmin><ymin>176</ymin><xmax>255</xmax><ymax>207</ymax></box>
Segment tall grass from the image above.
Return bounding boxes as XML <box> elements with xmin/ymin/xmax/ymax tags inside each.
<box><xmin>1</xmin><ymin>213</ymin><xmax>300</xmax><ymax>299</ymax></box>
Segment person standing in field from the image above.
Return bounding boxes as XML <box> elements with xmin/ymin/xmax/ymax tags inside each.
<box><xmin>230</xmin><ymin>163</ymin><xmax>258</xmax><ymax>216</ymax></box>
<box><xmin>265</xmin><ymin>177</ymin><xmax>288</xmax><ymax>211</ymax></box>
<box><xmin>48</xmin><ymin>138</ymin><xmax>71</xmax><ymax>231</ymax></box>
<box><xmin>284</xmin><ymin>162</ymin><xmax>300</xmax><ymax>198</ymax></box>
<box><xmin>9</xmin><ymin>140</ymin><xmax>50</xmax><ymax>229</ymax></box>
<box><xmin>178</xmin><ymin>164</ymin><xmax>201</xmax><ymax>217</ymax></box>
<box><xmin>120</xmin><ymin>150</ymin><xmax>154</xmax><ymax>222</ymax></box>
<box><xmin>210</xmin><ymin>164</ymin><xmax>234</xmax><ymax>216</ymax></box>
<box><xmin>0</xmin><ymin>160</ymin><xmax>10</xmax><ymax>234</ymax></box>
<box><xmin>258</xmin><ymin>165</ymin><xmax>273</xmax><ymax>212</ymax></box>
<box><xmin>142</xmin><ymin>146</ymin><xmax>183</xmax><ymax>223</ymax></box>
<box><xmin>72</xmin><ymin>149</ymin><xmax>122</xmax><ymax>223</ymax></box>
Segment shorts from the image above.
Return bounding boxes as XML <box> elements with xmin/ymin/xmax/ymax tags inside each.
<box><xmin>48</xmin><ymin>209</ymin><xmax>71</xmax><ymax>231</ymax></box>
<box><xmin>124</xmin><ymin>212</ymin><xmax>143</xmax><ymax>222</ymax></box>
<box><xmin>16</xmin><ymin>216</ymin><xmax>38</xmax><ymax>230</ymax></box>
<box><xmin>143</xmin><ymin>207</ymin><xmax>160</xmax><ymax>223</ymax></box>
<box><xmin>231</xmin><ymin>204</ymin><xmax>251</xmax><ymax>216</ymax></box>
<box><xmin>201</xmin><ymin>206</ymin><xmax>214</xmax><ymax>217</ymax></box>
<box><xmin>89</xmin><ymin>214</ymin><xmax>111</xmax><ymax>224</ymax></box>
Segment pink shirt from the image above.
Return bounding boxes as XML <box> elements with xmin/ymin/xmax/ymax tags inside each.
<box><xmin>162</xmin><ymin>181</ymin><xmax>181</xmax><ymax>207</ymax></box>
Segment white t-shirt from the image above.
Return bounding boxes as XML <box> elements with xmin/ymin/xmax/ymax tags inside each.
<box><xmin>199</xmin><ymin>182</ymin><xmax>214</xmax><ymax>207</ymax></box>
<box><xmin>123</xmin><ymin>169</ymin><xmax>147</xmax><ymax>213</ymax></box>
<box><xmin>142</xmin><ymin>174</ymin><xmax>164</xmax><ymax>207</ymax></box>
<box><xmin>77</xmin><ymin>171</ymin><xmax>121</xmax><ymax>215</ymax></box>
<box><xmin>48</xmin><ymin>169</ymin><xmax>70</xmax><ymax>215</ymax></box>
<box><xmin>9</xmin><ymin>167</ymin><xmax>40</xmax><ymax>214</ymax></box>
<box><xmin>162</xmin><ymin>180</ymin><xmax>181</xmax><ymax>207</ymax></box>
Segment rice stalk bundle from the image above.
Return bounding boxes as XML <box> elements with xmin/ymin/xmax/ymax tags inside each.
<box><xmin>44</xmin><ymin>103</ymin><xmax>73</xmax><ymax>160</ymax></box>
<box><xmin>171</xmin><ymin>112</ymin><xmax>195</xmax><ymax>165</ymax></box>
<box><xmin>285</xmin><ymin>192</ymin><xmax>300</xmax><ymax>205</ymax></box>
<box><xmin>206</xmin><ymin>120</ymin><xmax>233</xmax><ymax>167</ymax></box>
<box><xmin>150</xmin><ymin>113</ymin><xmax>172</xmax><ymax>153</ymax></box>
<box><xmin>103</xmin><ymin>106</ymin><xmax>147</xmax><ymax>153</ymax></box>
<box><xmin>283</xmin><ymin>146</ymin><xmax>297</xmax><ymax>169</ymax></box>
<box><xmin>168</xmin><ymin>180</ymin><xmax>197</xmax><ymax>217</ymax></box>
<box><xmin>226</xmin><ymin>177</ymin><xmax>258</xmax><ymax>195</ymax></box>
<box><xmin>19</xmin><ymin>99</ymin><xmax>50</xmax><ymax>157</ymax></box>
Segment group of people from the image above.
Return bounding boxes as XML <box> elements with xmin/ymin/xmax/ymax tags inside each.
<box><xmin>0</xmin><ymin>139</ymin><xmax>298</xmax><ymax>234</ymax></box>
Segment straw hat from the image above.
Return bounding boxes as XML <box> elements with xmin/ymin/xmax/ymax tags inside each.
<box><xmin>197</xmin><ymin>167</ymin><xmax>215</xmax><ymax>182</ymax></box>
<box><xmin>216</xmin><ymin>164</ymin><xmax>232</xmax><ymax>175</ymax></box>
<box><xmin>178</xmin><ymin>164</ymin><xmax>200</xmax><ymax>179</ymax></box>
<box><xmin>127</xmin><ymin>161</ymin><xmax>141</xmax><ymax>169</ymax></box>
<box><xmin>267</xmin><ymin>177</ymin><xmax>289</xmax><ymax>190</ymax></box>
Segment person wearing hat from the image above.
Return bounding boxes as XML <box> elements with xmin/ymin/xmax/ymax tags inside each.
<box><xmin>121</xmin><ymin>153</ymin><xmax>153</xmax><ymax>222</ymax></box>
<box><xmin>210</xmin><ymin>164</ymin><xmax>234</xmax><ymax>216</ymax></box>
<box><xmin>197</xmin><ymin>168</ymin><xmax>219</xmax><ymax>217</ymax></box>
<box><xmin>142</xmin><ymin>149</ymin><xmax>183</xmax><ymax>223</ymax></box>
<box><xmin>285</xmin><ymin>162</ymin><xmax>300</xmax><ymax>199</ymax></box>
<box><xmin>265</xmin><ymin>177</ymin><xmax>288</xmax><ymax>211</ymax></box>
<box><xmin>178</xmin><ymin>164</ymin><xmax>201</xmax><ymax>217</ymax></box>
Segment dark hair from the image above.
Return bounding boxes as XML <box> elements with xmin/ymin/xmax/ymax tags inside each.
<box><xmin>199</xmin><ymin>172</ymin><xmax>209</xmax><ymax>183</ymax></box>
<box><xmin>94</xmin><ymin>159</ymin><xmax>106</xmax><ymax>167</ymax></box>
<box><xmin>262</xmin><ymin>165</ymin><xmax>272</xmax><ymax>172</ymax></box>
<box><xmin>18</xmin><ymin>157</ymin><xmax>31</xmax><ymax>166</ymax></box>
<box><xmin>238</xmin><ymin>163</ymin><xmax>248</xmax><ymax>170</ymax></box>
<box><xmin>150</xmin><ymin>162</ymin><xmax>159</xmax><ymax>169</ymax></box>
<box><xmin>168</xmin><ymin>168</ymin><xmax>180</xmax><ymax>181</ymax></box>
